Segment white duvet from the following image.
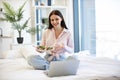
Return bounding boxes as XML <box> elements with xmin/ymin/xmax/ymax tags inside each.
<box><xmin>0</xmin><ymin>56</ymin><xmax>120</xmax><ymax>80</ymax></box>
<box><xmin>0</xmin><ymin>48</ymin><xmax>120</xmax><ymax>80</ymax></box>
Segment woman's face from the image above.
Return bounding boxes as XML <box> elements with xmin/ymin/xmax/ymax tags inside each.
<box><xmin>50</xmin><ymin>14</ymin><xmax>62</xmax><ymax>28</ymax></box>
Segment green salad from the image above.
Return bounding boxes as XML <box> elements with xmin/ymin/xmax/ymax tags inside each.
<box><xmin>38</xmin><ymin>46</ymin><xmax>53</xmax><ymax>50</ymax></box>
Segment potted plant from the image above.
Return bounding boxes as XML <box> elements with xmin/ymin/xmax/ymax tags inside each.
<box><xmin>2</xmin><ymin>1</ymin><xmax>29</xmax><ymax>44</ymax></box>
<box><xmin>12</xmin><ymin>19</ymin><xmax>30</xmax><ymax>43</ymax></box>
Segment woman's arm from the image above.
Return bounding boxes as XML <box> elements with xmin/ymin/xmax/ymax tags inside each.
<box><xmin>40</xmin><ymin>30</ymin><xmax>46</xmax><ymax>46</ymax></box>
<box><xmin>36</xmin><ymin>30</ymin><xmax>46</xmax><ymax>53</ymax></box>
<box><xmin>51</xmin><ymin>33</ymin><xmax>74</xmax><ymax>54</ymax></box>
<box><xmin>64</xmin><ymin>34</ymin><xmax>74</xmax><ymax>53</ymax></box>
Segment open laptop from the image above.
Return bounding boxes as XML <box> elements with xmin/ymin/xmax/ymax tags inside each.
<box><xmin>45</xmin><ymin>59</ymin><xmax>80</xmax><ymax>77</ymax></box>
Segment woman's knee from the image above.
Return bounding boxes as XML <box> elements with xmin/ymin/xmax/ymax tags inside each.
<box><xmin>27</xmin><ymin>55</ymin><xmax>49</xmax><ymax>70</ymax></box>
<box><xmin>27</xmin><ymin>55</ymin><xmax>38</xmax><ymax>65</ymax></box>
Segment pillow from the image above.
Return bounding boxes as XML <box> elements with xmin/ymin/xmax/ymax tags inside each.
<box><xmin>21</xmin><ymin>46</ymin><xmax>39</xmax><ymax>59</ymax></box>
<box><xmin>1</xmin><ymin>49</ymin><xmax>23</xmax><ymax>59</ymax></box>
<box><xmin>72</xmin><ymin>50</ymin><xmax>91</xmax><ymax>60</ymax></box>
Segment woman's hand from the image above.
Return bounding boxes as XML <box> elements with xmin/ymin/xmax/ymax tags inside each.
<box><xmin>51</xmin><ymin>43</ymin><xmax>64</xmax><ymax>53</ymax></box>
<box><xmin>36</xmin><ymin>46</ymin><xmax>45</xmax><ymax>53</ymax></box>
<box><xmin>54</xmin><ymin>43</ymin><xmax>64</xmax><ymax>51</ymax></box>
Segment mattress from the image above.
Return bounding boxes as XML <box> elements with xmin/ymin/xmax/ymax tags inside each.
<box><xmin>0</xmin><ymin>55</ymin><xmax>120</xmax><ymax>80</ymax></box>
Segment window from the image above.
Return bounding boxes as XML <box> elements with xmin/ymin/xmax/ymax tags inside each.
<box><xmin>74</xmin><ymin>0</ymin><xmax>96</xmax><ymax>54</ymax></box>
<box><xmin>96</xmin><ymin>0</ymin><xmax>120</xmax><ymax>60</ymax></box>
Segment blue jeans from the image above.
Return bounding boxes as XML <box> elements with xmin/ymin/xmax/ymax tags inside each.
<box><xmin>27</xmin><ymin>54</ymin><xmax>65</xmax><ymax>70</ymax></box>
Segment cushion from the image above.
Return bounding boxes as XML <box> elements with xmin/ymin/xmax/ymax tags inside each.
<box><xmin>1</xmin><ymin>49</ymin><xmax>23</xmax><ymax>59</ymax></box>
<box><xmin>71</xmin><ymin>50</ymin><xmax>91</xmax><ymax>60</ymax></box>
<box><xmin>21</xmin><ymin>46</ymin><xmax>39</xmax><ymax>59</ymax></box>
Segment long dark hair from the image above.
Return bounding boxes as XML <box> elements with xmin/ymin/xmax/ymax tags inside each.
<box><xmin>48</xmin><ymin>10</ymin><xmax>68</xmax><ymax>29</ymax></box>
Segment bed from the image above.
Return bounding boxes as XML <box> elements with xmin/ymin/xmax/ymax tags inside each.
<box><xmin>0</xmin><ymin>46</ymin><xmax>120</xmax><ymax>80</ymax></box>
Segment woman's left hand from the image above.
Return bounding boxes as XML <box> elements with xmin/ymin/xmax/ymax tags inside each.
<box><xmin>52</xmin><ymin>43</ymin><xmax>64</xmax><ymax>52</ymax></box>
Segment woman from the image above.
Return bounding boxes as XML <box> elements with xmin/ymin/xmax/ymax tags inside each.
<box><xmin>27</xmin><ymin>10</ymin><xmax>74</xmax><ymax>70</ymax></box>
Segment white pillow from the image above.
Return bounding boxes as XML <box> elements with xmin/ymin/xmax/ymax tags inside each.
<box><xmin>1</xmin><ymin>49</ymin><xmax>23</xmax><ymax>59</ymax></box>
<box><xmin>21</xmin><ymin>46</ymin><xmax>39</xmax><ymax>59</ymax></box>
<box><xmin>72</xmin><ymin>50</ymin><xmax>91</xmax><ymax>60</ymax></box>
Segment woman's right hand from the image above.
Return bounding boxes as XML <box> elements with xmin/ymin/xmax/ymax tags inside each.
<box><xmin>36</xmin><ymin>46</ymin><xmax>45</xmax><ymax>53</ymax></box>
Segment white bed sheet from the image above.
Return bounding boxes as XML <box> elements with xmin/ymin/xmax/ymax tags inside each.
<box><xmin>0</xmin><ymin>56</ymin><xmax>120</xmax><ymax>80</ymax></box>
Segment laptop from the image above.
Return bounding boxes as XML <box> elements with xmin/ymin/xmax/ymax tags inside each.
<box><xmin>45</xmin><ymin>59</ymin><xmax>80</xmax><ymax>77</ymax></box>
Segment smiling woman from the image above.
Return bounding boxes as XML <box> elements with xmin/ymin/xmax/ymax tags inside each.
<box><xmin>27</xmin><ymin>10</ymin><xmax>74</xmax><ymax>70</ymax></box>
<box><xmin>34</xmin><ymin>0</ymin><xmax>70</xmax><ymax>45</ymax></box>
